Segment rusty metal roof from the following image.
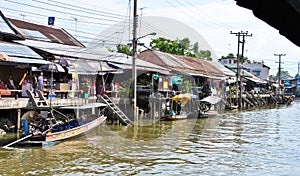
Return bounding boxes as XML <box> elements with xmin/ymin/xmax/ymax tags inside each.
<box><xmin>138</xmin><ymin>50</ymin><xmax>227</xmax><ymax>79</ymax></box>
<box><xmin>7</xmin><ymin>18</ymin><xmax>84</xmax><ymax>47</ymax></box>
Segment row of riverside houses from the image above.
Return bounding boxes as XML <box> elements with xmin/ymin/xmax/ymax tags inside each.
<box><xmin>0</xmin><ymin>9</ymin><xmax>284</xmax><ymax>130</ymax></box>
<box><xmin>219</xmin><ymin>55</ymin><xmax>298</xmax><ymax>97</ymax></box>
<box><xmin>0</xmin><ymin>10</ymin><xmax>171</xmax><ymax>126</ymax></box>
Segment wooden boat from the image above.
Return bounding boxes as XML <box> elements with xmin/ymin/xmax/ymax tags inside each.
<box><xmin>17</xmin><ymin>114</ymin><xmax>106</xmax><ymax>146</ymax></box>
<box><xmin>198</xmin><ymin>95</ymin><xmax>221</xmax><ymax>118</ymax></box>
<box><xmin>160</xmin><ymin>93</ymin><xmax>195</xmax><ymax>121</ymax></box>
<box><xmin>8</xmin><ymin>103</ymin><xmax>107</xmax><ymax>147</ymax></box>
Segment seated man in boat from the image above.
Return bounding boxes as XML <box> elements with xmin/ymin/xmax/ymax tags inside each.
<box><xmin>21</xmin><ymin>111</ymin><xmax>45</xmax><ymax>136</ymax></box>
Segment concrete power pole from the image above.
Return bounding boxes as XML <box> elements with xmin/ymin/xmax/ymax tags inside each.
<box><xmin>274</xmin><ymin>53</ymin><xmax>286</xmax><ymax>95</ymax></box>
<box><xmin>132</xmin><ymin>0</ymin><xmax>138</xmax><ymax>122</ymax></box>
<box><xmin>230</xmin><ymin>31</ymin><xmax>252</xmax><ymax>108</ymax></box>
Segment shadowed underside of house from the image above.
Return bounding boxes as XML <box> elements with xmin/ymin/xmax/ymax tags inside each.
<box><xmin>235</xmin><ymin>0</ymin><xmax>300</xmax><ymax>47</ymax></box>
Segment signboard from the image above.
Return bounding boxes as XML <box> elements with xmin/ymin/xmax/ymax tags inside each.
<box><xmin>297</xmin><ymin>78</ymin><xmax>300</xmax><ymax>86</ymax></box>
<box><xmin>48</xmin><ymin>17</ymin><xmax>55</xmax><ymax>25</ymax></box>
<box><xmin>284</xmin><ymin>80</ymin><xmax>291</xmax><ymax>86</ymax></box>
<box><xmin>158</xmin><ymin>76</ymin><xmax>172</xmax><ymax>92</ymax></box>
<box><xmin>172</xmin><ymin>75</ymin><xmax>182</xmax><ymax>84</ymax></box>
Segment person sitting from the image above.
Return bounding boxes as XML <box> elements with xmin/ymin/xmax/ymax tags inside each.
<box><xmin>21</xmin><ymin>111</ymin><xmax>44</xmax><ymax>136</ymax></box>
<box><xmin>0</xmin><ymin>81</ymin><xmax>5</xmax><ymax>89</ymax></box>
<box><xmin>7</xmin><ymin>74</ymin><xmax>16</xmax><ymax>90</ymax></box>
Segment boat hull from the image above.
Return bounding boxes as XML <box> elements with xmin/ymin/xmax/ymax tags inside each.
<box><xmin>17</xmin><ymin>115</ymin><xmax>106</xmax><ymax>147</ymax></box>
<box><xmin>160</xmin><ymin>114</ymin><xmax>188</xmax><ymax>121</ymax></box>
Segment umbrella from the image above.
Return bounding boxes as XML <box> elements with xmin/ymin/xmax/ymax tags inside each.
<box><xmin>39</xmin><ymin>63</ymin><xmax>65</xmax><ymax>72</ymax></box>
<box><xmin>172</xmin><ymin>93</ymin><xmax>193</xmax><ymax>107</ymax></box>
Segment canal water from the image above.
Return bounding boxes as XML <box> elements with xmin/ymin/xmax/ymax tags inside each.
<box><xmin>1</xmin><ymin>101</ymin><xmax>300</xmax><ymax>175</ymax></box>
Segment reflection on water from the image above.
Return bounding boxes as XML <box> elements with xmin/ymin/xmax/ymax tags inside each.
<box><xmin>1</xmin><ymin>102</ymin><xmax>300</xmax><ymax>175</ymax></box>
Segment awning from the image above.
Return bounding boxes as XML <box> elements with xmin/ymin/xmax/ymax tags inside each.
<box><xmin>14</xmin><ymin>39</ymin><xmax>83</xmax><ymax>58</ymax></box>
<box><xmin>86</xmin><ymin>60</ymin><xmax>119</xmax><ymax>72</ymax></box>
<box><xmin>67</xmin><ymin>59</ymin><xmax>96</xmax><ymax>75</ymax></box>
<box><xmin>200</xmin><ymin>95</ymin><xmax>222</xmax><ymax>104</ymax></box>
<box><xmin>105</xmin><ymin>53</ymin><xmax>172</xmax><ymax>75</ymax></box>
<box><xmin>244</xmin><ymin>76</ymin><xmax>266</xmax><ymax>84</ymax></box>
<box><xmin>66</xmin><ymin>59</ymin><xmax>122</xmax><ymax>75</ymax></box>
<box><xmin>108</xmin><ymin>61</ymin><xmax>171</xmax><ymax>75</ymax></box>
<box><xmin>185</xmin><ymin>72</ymin><xmax>226</xmax><ymax>80</ymax></box>
<box><xmin>10</xmin><ymin>56</ymin><xmax>51</xmax><ymax>65</ymax></box>
<box><xmin>0</xmin><ymin>41</ymin><xmax>43</xmax><ymax>59</ymax></box>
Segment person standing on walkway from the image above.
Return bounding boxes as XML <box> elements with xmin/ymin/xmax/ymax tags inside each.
<box><xmin>32</xmin><ymin>73</ymin><xmax>38</xmax><ymax>96</ymax></box>
<box><xmin>38</xmin><ymin>72</ymin><xmax>44</xmax><ymax>91</ymax></box>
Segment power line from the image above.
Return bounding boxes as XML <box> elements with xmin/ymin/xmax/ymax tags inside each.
<box><xmin>1</xmin><ymin>5</ymin><xmax>124</xmax><ymax>26</ymax></box>
<box><xmin>3</xmin><ymin>0</ymin><xmax>124</xmax><ymax>23</ymax></box>
<box><xmin>174</xmin><ymin>0</ymin><xmax>230</xmax><ymax>29</ymax></box>
<box><xmin>32</xmin><ymin>0</ymin><xmax>124</xmax><ymax>20</ymax></box>
<box><xmin>162</xmin><ymin>0</ymin><xmax>230</xmax><ymax>30</ymax></box>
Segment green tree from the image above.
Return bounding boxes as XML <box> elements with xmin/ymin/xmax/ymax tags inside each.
<box><xmin>198</xmin><ymin>50</ymin><xmax>212</xmax><ymax>61</ymax></box>
<box><xmin>221</xmin><ymin>53</ymin><xmax>248</xmax><ymax>63</ymax></box>
<box><xmin>150</xmin><ymin>37</ymin><xmax>212</xmax><ymax>60</ymax></box>
<box><xmin>116</xmin><ymin>44</ymin><xmax>133</xmax><ymax>56</ymax></box>
<box><xmin>222</xmin><ymin>53</ymin><xmax>235</xmax><ymax>59</ymax></box>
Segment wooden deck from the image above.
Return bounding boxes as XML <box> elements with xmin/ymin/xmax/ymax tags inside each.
<box><xmin>0</xmin><ymin>96</ymin><xmax>97</xmax><ymax>110</ymax></box>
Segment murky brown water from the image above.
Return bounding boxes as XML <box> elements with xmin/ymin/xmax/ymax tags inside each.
<box><xmin>1</xmin><ymin>101</ymin><xmax>300</xmax><ymax>175</ymax></box>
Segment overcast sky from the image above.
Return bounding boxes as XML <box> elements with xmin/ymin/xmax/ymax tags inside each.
<box><xmin>1</xmin><ymin>0</ymin><xmax>299</xmax><ymax>76</ymax></box>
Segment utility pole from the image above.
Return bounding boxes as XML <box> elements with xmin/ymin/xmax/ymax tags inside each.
<box><xmin>132</xmin><ymin>0</ymin><xmax>138</xmax><ymax>122</ymax></box>
<box><xmin>71</xmin><ymin>17</ymin><xmax>78</xmax><ymax>38</ymax></box>
<box><xmin>139</xmin><ymin>7</ymin><xmax>147</xmax><ymax>36</ymax></box>
<box><xmin>274</xmin><ymin>53</ymin><xmax>286</xmax><ymax>95</ymax></box>
<box><xmin>230</xmin><ymin>31</ymin><xmax>252</xmax><ymax>108</ymax></box>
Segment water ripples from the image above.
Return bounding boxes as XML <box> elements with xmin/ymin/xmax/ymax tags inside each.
<box><xmin>1</xmin><ymin>102</ymin><xmax>300</xmax><ymax>175</ymax></box>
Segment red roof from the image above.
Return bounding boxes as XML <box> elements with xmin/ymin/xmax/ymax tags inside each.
<box><xmin>7</xmin><ymin>18</ymin><xmax>84</xmax><ymax>47</ymax></box>
<box><xmin>137</xmin><ymin>50</ymin><xmax>225</xmax><ymax>78</ymax></box>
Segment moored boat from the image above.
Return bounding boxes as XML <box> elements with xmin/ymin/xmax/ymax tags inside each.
<box><xmin>17</xmin><ymin>114</ymin><xmax>106</xmax><ymax>146</ymax></box>
<box><xmin>4</xmin><ymin>103</ymin><xmax>107</xmax><ymax>147</ymax></box>
<box><xmin>160</xmin><ymin>114</ymin><xmax>189</xmax><ymax>121</ymax></box>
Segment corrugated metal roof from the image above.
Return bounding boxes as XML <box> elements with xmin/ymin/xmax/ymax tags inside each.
<box><xmin>0</xmin><ymin>41</ymin><xmax>43</xmax><ymax>59</ymax></box>
<box><xmin>0</xmin><ymin>12</ymin><xmax>15</xmax><ymax>34</ymax></box>
<box><xmin>138</xmin><ymin>50</ymin><xmax>193</xmax><ymax>70</ymax></box>
<box><xmin>177</xmin><ymin>55</ymin><xmax>225</xmax><ymax>77</ymax></box>
<box><xmin>66</xmin><ymin>58</ymin><xmax>122</xmax><ymax>75</ymax></box>
<box><xmin>8</xmin><ymin>18</ymin><xmax>84</xmax><ymax>47</ymax></box>
<box><xmin>138</xmin><ymin>50</ymin><xmax>227</xmax><ymax>79</ymax></box>
<box><xmin>14</xmin><ymin>40</ymin><xmax>115</xmax><ymax>61</ymax></box>
<box><xmin>67</xmin><ymin>59</ymin><xmax>96</xmax><ymax>75</ymax></box>
<box><xmin>224</xmin><ymin>63</ymin><xmax>266</xmax><ymax>83</ymax></box>
<box><xmin>15</xmin><ymin>39</ymin><xmax>83</xmax><ymax>58</ymax></box>
<box><xmin>105</xmin><ymin>53</ymin><xmax>172</xmax><ymax>75</ymax></box>
<box><xmin>10</xmin><ymin>56</ymin><xmax>51</xmax><ymax>64</ymax></box>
